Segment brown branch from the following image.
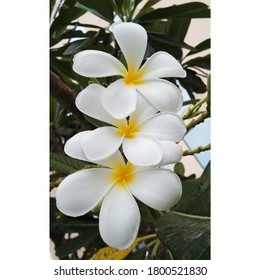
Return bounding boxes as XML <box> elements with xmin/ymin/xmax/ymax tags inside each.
<box><xmin>50</xmin><ymin>70</ymin><xmax>94</xmax><ymax>130</ymax></box>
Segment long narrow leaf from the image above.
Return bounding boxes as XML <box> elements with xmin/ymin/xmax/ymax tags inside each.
<box><xmin>138</xmin><ymin>2</ymin><xmax>210</xmax><ymax>22</ymax></box>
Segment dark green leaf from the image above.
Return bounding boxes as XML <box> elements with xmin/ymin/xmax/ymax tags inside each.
<box><xmin>156</xmin><ymin>212</ymin><xmax>210</xmax><ymax>260</ymax></box>
<box><xmin>173</xmin><ymin>162</ymin><xmax>210</xmax><ymax>217</ymax></box>
<box><xmin>51</xmin><ymin>57</ymin><xmax>73</xmax><ymax>79</ymax></box>
<box><xmin>76</xmin><ymin>0</ymin><xmax>114</xmax><ymax>22</ymax></box>
<box><xmin>174</xmin><ymin>162</ymin><xmax>185</xmax><ymax>176</ymax></box>
<box><xmin>166</xmin><ymin>18</ymin><xmax>191</xmax><ymax>41</ymax></box>
<box><xmin>148</xmin><ymin>34</ymin><xmax>182</xmax><ymax>60</ymax></box>
<box><xmin>58</xmin><ymin>0</ymin><xmax>86</xmax><ymax>22</ymax></box>
<box><xmin>50</xmin><ymin>152</ymin><xmax>87</xmax><ymax>174</ymax></box>
<box><xmin>51</xmin><ymin>213</ymin><xmax>99</xmax><ymax>233</ymax></box>
<box><xmin>50</xmin><ymin>57</ymin><xmax>81</xmax><ymax>92</ymax></box>
<box><xmin>179</xmin><ymin>69</ymin><xmax>207</xmax><ymax>96</ymax></box>
<box><xmin>138</xmin><ymin>201</ymin><xmax>155</xmax><ymax>223</ymax></box>
<box><xmin>186</xmin><ymin>39</ymin><xmax>210</xmax><ymax>56</ymax></box>
<box><xmin>50</xmin><ymin>0</ymin><xmax>57</xmax><ymax>18</ymax></box>
<box><xmin>50</xmin><ymin>0</ymin><xmax>86</xmax><ymax>39</ymax></box>
<box><xmin>138</xmin><ymin>2</ymin><xmax>210</xmax><ymax>22</ymax></box>
<box><xmin>63</xmin><ymin>39</ymin><xmax>89</xmax><ymax>55</ymax></box>
<box><xmin>125</xmin><ymin>247</ymin><xmax>147</xmax><ymax>260</ymax></box>
<box><xmin>133</xmin><ymin>0</ymin><xmax>143</xmax><ymax>9</ymax></box>
<box><xmin>148</xmin><ymin>32</ymin><xmax>195</xmax><ymax>51</ymax></box>
<box><xmin>184</xmin><ymin>54</ymin><xmax>210</xmax><ymax>70</ymax></box>
<box><xmin>55</xmin><ymin>229</ymin><xmax>99</xmax><ymax>258</ymax></box>
<box><xmin>141</xmin><ymin>0</ymin><xmax>161</xmax><ymax>10</ymax></box>
<box><xmin>84</xmin><ymin>114</ymin><xmax>112</xmax><ymax>128</ymax></box>
<box><xmin>145</xmin><ymin>20</ymin><xmax>169</xmax><ymax>35</ymax></box>
<box><xmin>134</xmin><ymin>0</ymin><xmax>161</xmax><ymax>19</ymax></box>
<box><xmin>50</xmin><ymin>29</ymin><xmax>88</xmax><ymax>47</ymax></box>
<box><xmin>183</xmin><ymin>99</ymin><xmax>200</xmax><ymax>106</ymax></box>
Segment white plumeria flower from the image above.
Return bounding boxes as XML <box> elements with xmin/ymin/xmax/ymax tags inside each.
<box><xmin>75</xmin><ymin>84</ymin><xmax>186</xmax><ymax>166</ymax></box>
<box><xmin>72</xmin><ymin>22</ymin><xmax>186</xmax><ymax>119</ymax></box>
<box><xmin>56</xmin><ymin>144</ymin><xmax>182</xmax><ymax>249</ymax></box>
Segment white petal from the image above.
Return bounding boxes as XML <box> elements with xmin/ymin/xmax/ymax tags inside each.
<box><xmin>136</xmin><ymin>79</ymin><xmax>183</xmax><ymax>112</ymax></box>
<box><xmin>159</xmin><ymin>141</ymin><xmax>183</xmax><ymax>165</ymax></box>
<box><xmin>56</xmin><ymin>169</ymin><xmax>113</xmax><ymax>217</ymax></box>
<box><xmin>140</xmin><ymin>51</ymin><xmax>186</xmax><ymax>78</ymax></box>
<box><xmin>81</xmin><ymin>126</ymin><xmax>123</xmax><ymax>161</ymax></box>
<box><xmin>72</xmin><ymin>50</ymin><xmax>126</xmax><ymax>77</ymax></box>
<box><xmin>128</xmin><ymin>169</ymin><xmax>182</xmax><ymax>210</ymax></box>
<box><xmin>75</xmin><ymin>84</ymin><xmax>120</xmax><ymax>126</ymax></box>
<box><xmin>140</xmin><ymin>113</ymin><xmax>187</xmax><ymax>142</ymax></box>
<box><xmin>99</xmin><ymin>187</ymin><xmax>140</xmax><ymax>249</ymax></box>
<box><xmin>113</xmin><ymin>23</ymin><xmax>147</xmax><ymax>73</ymax></box>
<box><xmin>64</xmin><ymin>131</ymin><xmax>91</xmax><ymax>161</ymax></box>
<box><xmin>129</xmin><ymin>93</ymin><xmax>158</xmax><ymax>125</ymax></box>
<box><xmin>102</xmin><ymin>79</ymin><xmax>137</xmax><ymax>119</ymax></box>
<box><xmin>94</xmin><ymin>150</ymin><xmax>126</xmax><ymax>169</ymax></box>
<box><xmin>123</xmin><ymin>133</ymin><xmax>163</xmax><ymax>166</ymax></box>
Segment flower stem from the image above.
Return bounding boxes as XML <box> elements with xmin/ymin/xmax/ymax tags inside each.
<box><xmin>186</xmin><ymin>110</ymin><xmax>209</xmax><ymax>130</ymax></box>
<box><xmin>151</xmin><ymin>240</ymin><xmax>161</xmax><ymax>258</ymax></box>
<box><xmin>140</xmin><ymin>233</ymin><xmax>157</xmax><ymax>242</ymax></box>
<box><xmin>50</xmin><ymin>177</ymin><xmax>64</xmax><ymax>190</ymax></box>
<box><xmin>183</xmin><ymin>143</ymin><xmax>211</xmax><ymax>156</ymax></box>
<box><xmin>89</xmin><ymin>78</ymin><xmax>100</xmax><ymax>85</ymax></box>
<box><xmin>146</xmin><ymin>239</ymin><xmax>158</xmax><ymax>250</ymax></box>
<box><xmin>182</xmin><ymin>96</ymin><xmax>208</xmax><ymax>120</ymax></box>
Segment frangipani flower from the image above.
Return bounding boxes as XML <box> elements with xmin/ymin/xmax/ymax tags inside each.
<box><xmin>75</xmin><ymin>84</ymin><xmax>186</xmax><ymax>166</ymax></box>
<box><xmin>56</xmin><ymin>142</ymin><xmax>182</xmax><ymax>249</ymax></box>
<box><xmin>72</xmin><ymin>22</ymin><xmax>186</xmax><ymax>119</ymax></box>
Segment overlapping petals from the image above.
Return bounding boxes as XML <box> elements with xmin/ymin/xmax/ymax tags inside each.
<box><xmin>56</xmin><ymin>149</ymin><xmax>182</xmax><ymax>249</ymax></box>
<box><xmin>75</xmin><ymin>84</ymin><xmax>186</xmax><ymax>166</ymax></box>
<box><xmin>73</xmin><ymin>22</ymin><xmax>186</xmax><ymax>119</ymax></box>
<box><xmin>57</xmin><ymin>22</ymin><xmax>187</xmax><ymax>251</ymax></box>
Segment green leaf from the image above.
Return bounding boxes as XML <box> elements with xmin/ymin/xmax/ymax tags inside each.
<box><xmin>186</xmin><ymin>38</ymin><xmax>211</xmax><ymax>56</ymax></box>
<box><xmin>166</xmin><ymin>18</ymin><xmax>191</xmax><ymax>42</ymax></box>
<box><xmin>59</xmin><ymin>0</ymin><xmax>86</xmax><ymax>22</ymax></box>
<box><xmin>148</xmin><ymin>32</ymin><xmax>196</xmax><ymax>51</ymax></box>
<box><xmin>134</xmin><ymin>0</ymin><xmax>162</xmax><ymax>19</ymax></box>
<box><xmin>76</xmin><ymin>0</ymin><xmax>114</xmax><ymax>22</ymax></box>
<box><xmin>50</xmin><ymin>0</ymin><xmax>57</xmax><ymax>18</ymax></box>
<box><xmin>51</xmin><ymin>211</ymin><xmax>99</xmax><ymax>233</ymax></box>
<box><xmin>179</xmin><ymin>69</ymin><xmax>207</xmax><ymax>96</ymax></box>
<box><xmin>148</xmin><ymin>33</ymin><xmax>182</xmax><ymax>60</ymax></box>
<box><xmin>84</xmin><ymin>114</ymin><xmax>112</xmax><ymax>128</ymax></box>
<box><xmin>50</xmin><ymin>0</ymin><xmax>86</xmax><ymax>39</ymax></box>
<box><xmin>173</xmin><ymin>162</ymin><xmax>210</xmax><ymax>217</ymax></box>
<box><xmin>174</xmin><ymin>162</ymin><xmax>185</xmax><ymax>176</ymax></box>
<box><xmin>133</xmin><ymin>0</ymin><xmax>143</xmax><ymax>9</ymax></box>
<box><xmin>184</xmin><ymin>54</ymin><xmax>210</xmax><ymax>70</ymax></box>
<box><xmin>163</xmin><ymin>250</ymin><xmax>174</xmax><ymax>260</ymax></box>
<box><xmin>55</xmin><ymin>229</ymin><xmax>99</xmax><ymax>258</ymax></box>
<box><xmin>138</xmin><ymin>201</ymin><xmax>155</xmax><ymax>223</ymax></box>
<box><xmin>138</xmin><ymin>2</ymin><xmax>210</xmax><ymax>22</ymax></box>
<box><xmin>50</xmin><ymin>29</ymin><xmax>88</xmax><ymax>47</ymax></box>
<box><xmin>125</xmin><ymin>247</ymin><xmax>147</xmax><ymax>260</ymax></box>
<box><xmin>50</xmin><ymin>152</ymin><xmax>87</xmax><ymax>174</ymax></box>
<box><xmin>156</xmin><ymin>212</ymin><xmax>210</xmax><ymax>260</ymax></box>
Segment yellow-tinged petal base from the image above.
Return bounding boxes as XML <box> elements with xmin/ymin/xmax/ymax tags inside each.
<box><xmin>110</xmin><ymin>162</ymin><xmax>135</xmax><ymax>188</ymax></box>
<box><xmin>123</xmin><ymin>64</ymin><xmax>145</xmax><ymax>86</ymax></box>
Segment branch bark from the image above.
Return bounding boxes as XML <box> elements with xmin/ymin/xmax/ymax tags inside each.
<box><xmin>50</xmin><ymin>70</ymin><xmax>94</xmax><ymax>130</ymax></box>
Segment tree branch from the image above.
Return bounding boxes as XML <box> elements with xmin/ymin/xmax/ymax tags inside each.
<box><xmin>183</xmin><ymin>143</ymin><xmax>211</xmax><ymax>156</ymax></box>
<box><xmin>50</xmin><ymin>70</ymin><xmax>94</xmax><ymax>130</ymax></box>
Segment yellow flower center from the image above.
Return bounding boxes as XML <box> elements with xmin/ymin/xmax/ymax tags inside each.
<box><xmin>111</xmin><ymin>162</ymin><xmax>135</xmax><ymax>188</ymax></box>
<box><xmin>116</xmin><ymin>118</ymin><xmax>139</xmax><ymax>139</ymax></box>
<box><xmin>123</xmin><ymin>65</ymin><xmax>144</xmax><ymax>86</ymax></box>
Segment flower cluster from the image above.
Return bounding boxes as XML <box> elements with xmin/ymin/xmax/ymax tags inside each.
<box><xmin>56</xmin><ymin>23</ymin><xmax>187</xmax><ymax>249</ymax></box>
